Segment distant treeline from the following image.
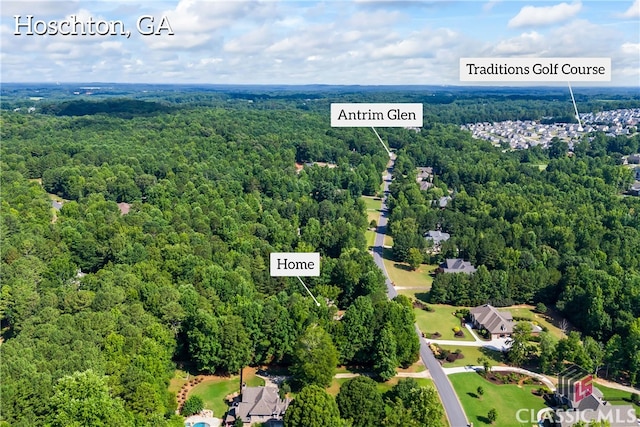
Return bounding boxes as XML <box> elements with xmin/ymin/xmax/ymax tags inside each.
<box><xmin>39</xmin><ymin>99</ymin><xmax>175</xmax><ymax>118</ymax></box>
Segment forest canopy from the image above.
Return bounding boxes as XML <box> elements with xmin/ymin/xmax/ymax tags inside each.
<box><xmin>1</xmin><ymin>86</ymin><xmax>639</xmax><ymax>425</ymax></box>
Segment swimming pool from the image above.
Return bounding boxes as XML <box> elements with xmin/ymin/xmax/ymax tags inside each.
<box><xmin>192</xmin><ymin>423</ymin><xmax>209</xmax><ymax>427</ymax></box>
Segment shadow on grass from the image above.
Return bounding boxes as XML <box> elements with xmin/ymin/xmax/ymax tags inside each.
<box><xmin>480</xmin><ymin>347</ymin><xmax>506</xmax><ymax>363</ymax></box>
<box><xmin>415</xmin><ymin>292</ymin><xmax>430</xmax><ymax>303</ymax></box>
<box><xmin>476</xmin><ymin>415</ymin><xmax>492</xmax><ymax>425</ymax></box>
<box><xmin>393</xmin><ymin>263</ymin><xmax>413</xmax><ymax>272</ymax></box>
<box><xmin>467</xmin><ymin>392</ymin><xmax>478</xmax><ymax>399</ymax></box>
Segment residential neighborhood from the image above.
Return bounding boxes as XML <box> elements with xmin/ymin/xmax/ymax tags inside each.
<box><xmin>461</xmin><ymin>108</ymin><xmax>639</xmax><ymax>150</ymax></box>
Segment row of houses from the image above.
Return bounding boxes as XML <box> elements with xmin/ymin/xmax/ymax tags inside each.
<box><xmin>461</xmin><ymin>108</ymin><xmax>639</xmax><ymax>150</ymax></box>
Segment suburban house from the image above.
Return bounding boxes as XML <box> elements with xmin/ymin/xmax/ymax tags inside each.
<box><xmin>629</xmin><ymin>182</ymin><xmax>640</xmax><ymax>197</ymax></box>
<box><xmin>470</xmin><ymin>304</ymin><xmax>513</xmax><ymax>339</ymax></box>
<box><xmin>438</xmin><ymin>258</ymin><xmax>477</xmax><ymax>274</ymax></box>
<box><xmin>437</xmin><ymin>195</ymin><xmax>452</xmax><ymax>208</ymax></box>
<box><xmin>416</xmin><ymin>167</ymin><xmax>433</xmax><ymax>191</ymax></box>
<box><xmin>554</xmin><ymin>370</ymin><xmax>636</xmax><ymax>427</ymax></box>
<box><xmin>424</xmin><ymin>230</ymin><xmax>450</xmax><ymax>252</ymax></box>
<box><xmin>224</xmin><ymin>385</ymin><xmax>291</xmax><ymax>426</ymax></box>
<box><xmin>627</xmin><ymin>153</ymin><xmax>640</xmax><ymax>164</ymax></box>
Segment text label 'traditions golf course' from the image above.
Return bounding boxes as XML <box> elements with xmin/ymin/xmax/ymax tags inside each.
<box><xmin>270</xmin><ymin>252</ymin><xmax>320</xmax><ymax>277</ymax></box>
<box><xmin>459</xmin><ymin>58</ymin><xmax>611</xmax><ymax>82</ymax></box>
<box><xmin>331</xmin><ymin>103</ymin><xmax>423</xmax><ymax>127</ymax></box>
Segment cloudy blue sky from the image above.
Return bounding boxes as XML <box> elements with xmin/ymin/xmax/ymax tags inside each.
<box><xmin>1</xmin><ymin>0</ymin><xmax>639</xmax><ymax>85</ymax></box>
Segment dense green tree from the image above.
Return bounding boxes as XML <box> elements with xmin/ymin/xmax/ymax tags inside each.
<box><xmin>336</xmin><ymin>376</ymin><xmax>384</xmax><ymax>427</ymax></box>
<box><xmin>487</xmin><ymin>408</ymin><xmax>498</xmax><ymax>424</ymax></box>
<box><xmin>181</xmin><ymin>395</ymin><xmax>204</xmax><ymax>417</ymax></box>
<box><xmin>538</xmin><ymin>332</ymin><xmax>556</xmax><ymax>374</ymax></box>
<box><xmin>284</xmin><ymin>385</ymin><xmax>346</xmax><ymax>427</ymax></box>
<box><xmin>48</xmin><ymin>370</ymin><xmax>132</xmax><ymax>427</ymax></box>
<box><xmin>217</xmin><ymin>315</ymin><xmax>252</xmax><ymax>374</ymax></box>
<box><xmin>291</xmin><ymin>325</ymin><xmax>338</xmax><ymax>388</ymax></box>
<box><xmin>507</xmin><ymin>322</ymin><xmax>534</xmax><ymax>366</ymax></box>
<box><xmin>407</xmin><ymin>248</ymin><xmax>423</xmax><ymax>270</ymax></box>
<box><xmin>338</xmin><ymin>296</ymin><xmax>375</xmax><ymax>365</ymax></box>
<box><xmin>383</xmin><ymin>379</ymin><xmax>443</xmax><ymax>427</ymax></box>
<box><xmin>373</xmin><ymin>323</ymin><xmax>398</xmax><ymax>381</ymax></box>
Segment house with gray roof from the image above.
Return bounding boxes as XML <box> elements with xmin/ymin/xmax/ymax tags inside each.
<box><xmin>416</xmin><ymin>167</ymin><xmax>433</xmax><ymax>191</ymax></box>
<box><xmin>437</xmin><ymin>196</ymin><xmax>452</xmax><ymax>208</ymax></box>
<box><xmin>554</xmin><ymin>384</ymin><xmax>637</xmax><ymax>427</ymax></box>
<box><xmin>438</xmin><ymin>258</ymin><xmax>476</xmax><ymax>274</ymax></box>
<box><xmin>424</xmin><ymin>230</ymin><xmax>450</xmax><ymax>252</ymax></box>
<box><xmin>225</xmin><ymin>385</ymin><xmax>290</xmax><ymax>426</ymax></box>
<box><xmin>470</xmin><ymin>304</ymin><xmax>513</xmax><ymax>339</ymax></box>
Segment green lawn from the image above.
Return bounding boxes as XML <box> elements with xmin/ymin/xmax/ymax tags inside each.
<box><xmin>593</xmin><ymin>384</ymin><xmax>640</xmax><ymax>417</ymax></box>
<box><xmin>497</xmin><ymin>306</ymin><xmax>566</xmax><ymax>339</ymax></box>
<box><xmin>435</xmin><ymin>345</ymin><xmax>505</xmax><ymax>368</ymax></box>
<box><xmin>189</xmin><ymin>379</ymin><xmax>238</xmax><ymax>419</ymax></box>
<box><xmin>381</xmin><ymin>248</ymin><xmax>436</xmax><ymax>290</ymax></box>
<box><xmin>361</xmin><ymin>196</ymin><xmax>382</xmax><ymax>225</ymax></box>
<box><xmin>168</xmin><ymin>370</ymin><xmax>190</xmax><ymax>394</ymax></box>
<box><xmin>415</xmin><ymin>304</ymin><xmax>475</xmax><ymax>342</ymax></box>
<box><xmin>362</xmin><ymin>196</ymin><xmax>383</xmax><ymax>249</ymax></box>
<box><xmin>450</xmin><ymin>372</ymin><xmax>548</xmax><ymax>426</ymax></box>
<box><xmin>361</xmin><ymin>195</ymin><xmax>383</xmax><ymax>211</ymax></box>
<box><xmin>189</xmin><ymin>373</ymin><xmax>265</xmax><ymax>419</ymax></box>
<box><xmin>365</xmin><ymin>229</ymin><xmax>376</xmax><ymax>248</ymax></box>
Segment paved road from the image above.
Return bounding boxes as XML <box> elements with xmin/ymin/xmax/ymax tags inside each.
<box><xmin>372</xmin><ymin>155</ymin><xmax>468</xmax><ymax>427</ymax></box>
<box><xmin>372</xmin><ymin>157</ymin><xmax>397</xmax><ymax>299</ymax></box>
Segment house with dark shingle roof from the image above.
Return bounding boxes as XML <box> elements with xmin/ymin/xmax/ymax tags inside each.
<box><xmin>438</xmin><ymin>258</ymin><xmax>476</xmax><ymax>274</ymax></box>
<box><xmin>424</xmin><ymin>230</ymin><xmax>450</xmax><ymax>253</ymax></box>
<box><xmin>470</xmin><ymin>304</ymin><xmax>513</xmax><ymax>339</ymax></box>
<box><xmin>225</xmin><ymin>385</ymin><xmax>290</xmax><ymax>426</ymax></box>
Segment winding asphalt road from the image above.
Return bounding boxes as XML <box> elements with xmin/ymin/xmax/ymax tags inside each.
<box><xmin>372</xmin><ymin>155</ymin><xmax>469</xmax><ymax>427</ymax></box>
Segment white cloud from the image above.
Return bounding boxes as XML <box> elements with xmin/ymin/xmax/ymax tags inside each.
<box><xmin>141</xmin><ymin>0</ymin><xmax>281</xmax><ymax>50</ymax></box>
<box><xmin>619</xmin><ymin>0</ymin><xmax>640</xmax><ymax>18</ymax></box>
<box><xmin>1</xmin><ymin>0</ymin><xmax>638</xmax><ymax>85</ymax></box>
<box><xmin>1</xmin><ymin>1</ymin><xmax>80</xmax><ymax>18</ymax></box>
<box><xmin>508</xmin><ymin>2</ymin><xmax>582</xmax><ymax>28</ymax></box>
<box><xmin>492</xmin><ymin>31</ymin><xmax>544</xmax><ymax>56</ymax></box>
<box><xmin>621</xmin><ymin>42</ymin><xmax>640</xmax><ymax>55</ymax></box>
<box><xmin>483</xmin><ymin>0</ymin><xmax>501</xmax><ymax>13</ymax></box>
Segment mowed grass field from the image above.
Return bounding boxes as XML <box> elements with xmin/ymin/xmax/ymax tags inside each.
<box><xmin>435</xmin><ymin>345</ymin><xmax>505</xmax><ymax>368</ymax></box>
<box><xmin>414</xmin><ymin>304</ymin><xmax>475</xmax><ymax>342</ymax></box>
<box><xmin>450</xmin><ymin>372</ymin><xmax>548</xmax><ymax>426</ymax></box>
<box><xmin>188</xmin><ymin>369</ymin><xmax>265</xmax><ymax>418</ymax></box>
<box><xmin>497</xmin><ymin>306</ymin><xmax>566</xmax><ymax>339</ymax></box>
<box><xmin>361</xmin><ymin>195</ymin><xmax>384</xmax><ymax>248</ymax></box>
<box><xmin>381</xmin><ymin>248</ymin><xmax>437</xmax><ymax>291</ymax></box>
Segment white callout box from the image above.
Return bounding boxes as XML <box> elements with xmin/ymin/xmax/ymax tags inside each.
<box><xmin>270</xmin><ymin>252</ymin><xmax>320</xmax><ymax>277</ymax></box>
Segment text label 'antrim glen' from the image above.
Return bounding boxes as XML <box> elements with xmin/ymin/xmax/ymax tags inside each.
<box><xmin>331</xmin><ymin>103</ymin><xmax>423</xmax><ymax>127</ymax></box>
<box><xmin>270</xmin><ymin>253</ymin><xmax>320</xmax><ymax>277</ymax></box>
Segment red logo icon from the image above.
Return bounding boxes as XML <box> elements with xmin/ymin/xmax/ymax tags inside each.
<box><xmin>573</xmin><ymin>374</ymin><xmax>593</xmax><ymax>403</ymax></box>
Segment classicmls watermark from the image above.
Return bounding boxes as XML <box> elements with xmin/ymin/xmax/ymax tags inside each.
<box><xmin>513</xmin><ymin>364</ymin><xmax>637</xmax><ymax>426</ymax></box>
<box><xmin>515</xmin><ymin>407</ymin><xmax>637</xmax><ymax>424</ymax></box>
